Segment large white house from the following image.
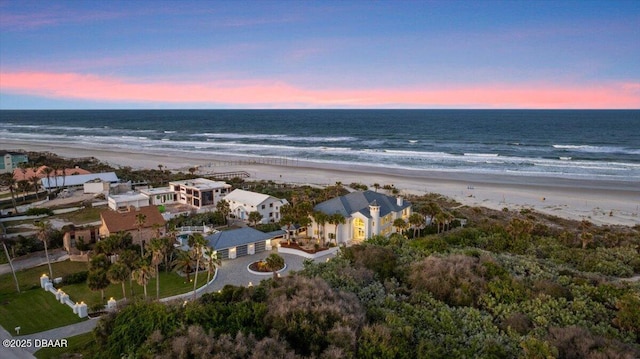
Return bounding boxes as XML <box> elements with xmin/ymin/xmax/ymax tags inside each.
<box><xmin>224</xmin><ymin>189</ymin><xmax>288</xmax><ymax>224</ymax></box>
<box><xmin>310</xmin><ymin>190</ymin><xmax>412</xmax><ymax>244</ymax></box>
<box><xmin>169</xmin><ymin>178</ymin><xmax>231</xmax><ymax>210</ymax></box>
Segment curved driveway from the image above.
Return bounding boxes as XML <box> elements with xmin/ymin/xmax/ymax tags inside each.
<box><xmin>1</xmin><ymin>248</ymin><xmax>337</xmax><ymax>356</ymax></box>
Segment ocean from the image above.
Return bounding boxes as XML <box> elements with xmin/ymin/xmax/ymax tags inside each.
<box><xmin>1</xmin><ymin>110</ymin><xmax>639</xmax><ymax>182</ymax></box>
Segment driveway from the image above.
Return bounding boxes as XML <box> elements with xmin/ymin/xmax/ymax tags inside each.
<box><xmin>0</xmin><ymin>249</ymin><xmax>69</xmax><ymax>276</ymax></box>
<box><xmin>0</xmin><ymin>248</ymin><xmax>337</xmax><ymax>356</ymax></box>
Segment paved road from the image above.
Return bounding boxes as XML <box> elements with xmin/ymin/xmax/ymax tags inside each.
<box><xmin>0</xmin><ymin>324</ymin><xmax>36</xmax><ymax>359</ymax></box>
<box><xmin>0</xmin><ymin>248</ymin><xmax>69</xmax><ymax>276</ymax></box>
<box><xmin>0</xmin><ymin>248</ymin><xmax>337</xmax><ymax>356</ymax></box>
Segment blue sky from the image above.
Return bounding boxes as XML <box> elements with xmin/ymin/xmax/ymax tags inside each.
<box><xmin>1</xmin><ymin>0</ymin><xmax>639</xmax><ymax>109</ymax></box>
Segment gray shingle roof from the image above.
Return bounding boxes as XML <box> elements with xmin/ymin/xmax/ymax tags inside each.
<box><xmin>313</xmin><ymin>190</ymin><xmax>410</xmax><ymax>218</ymax></box>
<box><xmin>205</xmin><ymin>227</ymin><xmax>273</xmax><ymax>250</ymax></box>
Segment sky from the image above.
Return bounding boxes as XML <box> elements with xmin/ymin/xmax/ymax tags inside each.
<box><xmin>0</xmin><ymin>0</ymin><xmax>639</xmax><ymax>109</ymax></box>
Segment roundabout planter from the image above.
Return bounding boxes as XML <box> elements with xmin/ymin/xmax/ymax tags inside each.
<box><xmin>247</xmin><ymin>261</ymin><xmax>287</xmax><ymax>276</ymax></box>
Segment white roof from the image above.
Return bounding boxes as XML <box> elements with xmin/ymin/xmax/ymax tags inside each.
<box><xmin>170</xmin><ymin>178</ymin><xmax>230</xmax><ymax>190</ymax></box>
<box><xmin>40</xmin><ymin>172</ymin><xmax>119</xmax><ymax>189</ymax></box>
<box><xmin>140</xmin><ymin>187</ymin><xmax>173</xmax><ymax>195</ymax></box>
<box><xmin>224</xmin><ymin>189</ymin><xmax>285</xmax><ymax>207</ymax></box>
<box><xmin>109</xmin><ymin>192</ymin><xmax>149</xmax><ymax>201</ymax></box>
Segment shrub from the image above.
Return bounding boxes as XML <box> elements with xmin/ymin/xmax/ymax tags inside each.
<box><xmin>25</xmin><ymin>207</ymin><xmax>54</xmax><ymax>216</ymax></box>
<box><xmin>63</xmin><ymin>270</ymin><xmax>89</xmax><ymax>285</ymax></box>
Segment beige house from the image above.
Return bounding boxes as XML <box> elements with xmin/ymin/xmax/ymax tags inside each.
<box><xmin>99</xmin><ymin>206</ymin><xmax>166</xmax><ymax>246</ymax></box>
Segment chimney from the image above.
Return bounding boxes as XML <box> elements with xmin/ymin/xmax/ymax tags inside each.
<box><xmin>397</xmin><ymin>196</ymin><xmax>403</xmax><ymax>206</ymax></box>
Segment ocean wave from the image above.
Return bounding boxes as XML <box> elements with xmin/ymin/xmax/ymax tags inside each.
<box><xmin>553</xmin><ymin>144</ymin><xmax>640</xmax><ymax>155</ymax></box>
<box><xmin>192</xmin><ymin>132</ymin><xmax>356</xmax><ymax>143</ymax></box>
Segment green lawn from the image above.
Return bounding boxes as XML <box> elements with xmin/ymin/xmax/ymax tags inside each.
<box><xmin>54</xmin><ymin>206</ymin><xmax>103</xmax><ymax>224</ymax></box>
<box><xmin>60</xmin><ymin>269</ymin><xmax>211</xmax><ymax>307</ymax></box>
<box><xmin>1</xmin><ymin>260</ymin><xmax>211</xmax><ymax>334</ymax></box>
<box><xmin>34</xmin><ymin>332</ymin><xmax>94</xmax><ymax>359</ymax></box>
<box><xmin>0</xmin><ymin>289</ymin><xmax>86</xmax><ymax>335</ymax></box>
<box><xmin>0</xmin><ymin>261</ymin><xmax>89</xmax><ymax>335</ymax></box>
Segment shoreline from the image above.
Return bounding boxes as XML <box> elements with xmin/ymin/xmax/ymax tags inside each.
<box><xmin>2</xmin><ymin>139</ymin><xmax>639</xmax><ymax>227</ymax></box>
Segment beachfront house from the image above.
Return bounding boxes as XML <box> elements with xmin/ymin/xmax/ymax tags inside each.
<box><xmin>310</xmin><ymin>190</ymin><xmax>412</xmax><ymax>244</ymax></box>
<box><xmin>108</xmin><ymin>192</ymin><xmax>150</xmax><ymax>211</ymax></box>
<box><xmin>169</xmin><ymin>178</ymin><xmax>231</xmax><ymax>211</ymax></box>
<box><xmin>140</xmin><ymin>187</ymin><xmax>177</xmax><ymax>206</ymax></box>
<box><xmin>224</xmin><ymin>189</ymin><xmax>288</xmax><ymax>224</ymax></box>
<box><xmin>13</xmin><ymin>165</ymin><xmax>91</xmax><ymax>182</ymax></box>
<box><xmin>1</xmin><ymin>151</ymin><xmax>28</xmax><ymax>174</ymax></box>
<box><xmin>40</xmin><ymin>172</ymin><xmax>119</xmax><ymax>192</ymax></box>
<box><xmin>99</xmin><ymin>205</ymin><xmax>166</xmax><ymax>246</ymax></box>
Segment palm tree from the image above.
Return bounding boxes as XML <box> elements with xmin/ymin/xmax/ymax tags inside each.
<box><xmin>372</xmin><ymin>183</ymin><xmax>381</xmax><ymax>192</ymax></box>
<box><xmin>135</xmin><ymin>213</ymin><xmax>147</xmax><ymax>257</ymax></box>
<box><xmin>17</xmin><ymin>180</ymin><xmax>29</xmax><ymax>201</ymax></box>
<box><xmin>161</xmin><ymin>235</ymin><xmax>176</xmax><ymax>272</ymax></box>
<box><xmin>1</xmin><ymin>174</ymin><xmax>19</xmax><ymax>214</ymax></box>
<box><xmin>408</xmin><ymin>213</ymin><xmax>425</xmax><ymax>238</ymax></box>
<box><xmin>393</xmin><ymin>218</ymin><xmax>408</xmax><ymax>236</ymax></box>
<box><xmin>132</xmin><ymin>263</ymin><xmax>155</xmax><ymax>300</ymax></box>
<box><xmin>173</xmin><ymin>249</ymin><xmax>194</xmax><ymax>282</ymax></box>
<box><xmin>61</xmin><ymin>166</ymin><xmax>67</xmax><ymax>188</ymax></box>
<box><xmin>264</xmin><ymin>253</ymin><xmax>284</xmax><ymax>278</ymax></box>
<box><xmin>35</xmin><ymin>220</ymin><xmax>54</xmax><ymax>278</ymax></box>
<box><xmin>203</xmin><ymin>247</ymin><xmax>220</xmax><ymax>283</ymax></box>
<box><xmin>87</xmin><ymin>269</ymin><xmax>110</xmax><ymax>303</ymax></box>
<box><xmin>107</xmin><ymin>261</ymin><xmax>130</xmax><ymax>300</ymax></box>
<box><xmin>29</xmin><ymin>175</ymin><xmax>40</xmax><ymax>200</ymax></box>
<box><xmin>188</xmin><ymin>233</ymin><xmax>207</xmax><ymax>300</ymax></box>
<box><xmin>2</xmin><ymin>238</ymin><xmax>20</xmax><ymax>293</ymax></box>
<box><xmin>312</xmin><ymin>211</ymin><xmax>329</xmax><ymax>245</ymax></box>
<box><xmin>216</xmin><ymin>199</ymin><xmax>231</xmax><ymax>227</ymax></box>
<box><xmin>434</xmin><ymin>211</ymin><xmax>447</xmax><ymax>234</ymax></box>
<box><xmin>148</xmin><ymin>238</ymin><xmax>165</xmax><ymax>299</ymax></box>
<box><xmin>328</xmin><ymin>212</ymin><xmax>346</xmax><ymax>245</ymax></box>
<box><xmin>42</xmin><ymin>166</ymin><xmax>53</xmax><ymax>195</ymax></box>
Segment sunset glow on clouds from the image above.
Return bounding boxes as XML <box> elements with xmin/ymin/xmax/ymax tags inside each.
<box><xmin>2</xmin><ymin>71</ymin><xmax>639</xmax><ymax>109</ymax></box>
<box><xmin>1</xmin><ymin>1</ymin><xmax>639</xmax><ymax>109</ymax></box>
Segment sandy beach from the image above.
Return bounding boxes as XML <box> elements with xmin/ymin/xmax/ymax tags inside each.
<box><xmin>2</xmin><ymin>139</ymin><xmax>639</xmax><ymax>227</ymax></box>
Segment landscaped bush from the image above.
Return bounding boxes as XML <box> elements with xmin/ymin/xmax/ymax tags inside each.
<box><xmin>25</xmin><ymin>207</ymin><xmax>54</xmax><ymax>216</ymax></box>
<box><xmin>62</xmin><ymin>271</ymin><xmax>89</xmax><ymax>285</ymax></box>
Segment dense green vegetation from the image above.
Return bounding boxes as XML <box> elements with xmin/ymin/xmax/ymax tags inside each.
<box><xmin>69</xmin><ymin>202</ymin><xmax>639</xmax><ymax>358</ymax></box>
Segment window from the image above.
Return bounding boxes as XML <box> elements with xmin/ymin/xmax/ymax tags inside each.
<box><xmin>353</xmin><ymin>218</ymin><xmax>365</xmax><ymax>239</ymax></box>
<box><xmin>270</xmin><ymin>203</ymin><xmax>273</xmax><ymax>207</ymax></box>
<box><xmin>262</xmin><ymin>204</ymin><xmax>266</xmax><ymax>209</ymax></box>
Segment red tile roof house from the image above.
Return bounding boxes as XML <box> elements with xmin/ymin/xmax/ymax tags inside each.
<box><xmin>99</xmin><ymin>206</ymin><xmax>167</xmax><ymax>247</ymax></box>
<box><xmin>13</xmin><ymin>165</ymin><xmax>91</xmax><ymax>181</ymax></box>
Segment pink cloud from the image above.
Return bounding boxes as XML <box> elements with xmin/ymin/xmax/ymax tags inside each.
<box><xmin>1</xmin><ymin>71</ymin><xmax>639</xmax><ymax>109</ymax></box>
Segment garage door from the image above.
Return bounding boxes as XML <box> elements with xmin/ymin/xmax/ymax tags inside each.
<box><xmin>236</xmin><ymin>244</ymin><xmax>248</xmax><ymax>257</ymax></box>
<box><xmin>217</xmin><ymin>249</ymin><xmax>229</xmax><ymax>260</ymax></box>
<box><xmin>255</xmin><ymin>241</ymin><xmax>266</xmax><ymax>253</ymax></box>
